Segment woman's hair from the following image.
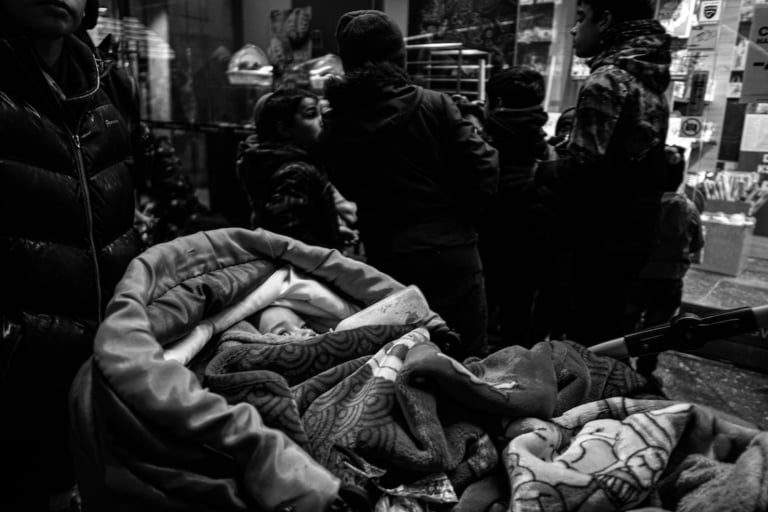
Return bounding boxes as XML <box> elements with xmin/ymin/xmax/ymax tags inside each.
<box><xmin>255</xmin><ymin>87</ymin><xmax>318</xmax><ymax>142</ymax></box>
<box><xmin>580</xmin><ymin>0</ymin><xmax>656</xmax><ymax>23</ymax></box>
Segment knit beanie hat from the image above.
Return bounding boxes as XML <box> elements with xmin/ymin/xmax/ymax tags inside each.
<box><xmin>335</xmin><ymin>10</ymin><xmax>406</xmax><ymax>70</ymax></box>
<box><xmin>486</xmin><ymin>66</ymin><xmax>546</xmax><ymax>110</ymax></box>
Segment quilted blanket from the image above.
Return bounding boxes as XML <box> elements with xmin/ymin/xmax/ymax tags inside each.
<box><xmin>204</xmin><ymin>323</ymin><xmax>647</xmax><ymax>500</ymax></box>
<box><xmin>206</xmin><ymin>322</ymin><xmax>767</xmax><ymax>512</ymax></box>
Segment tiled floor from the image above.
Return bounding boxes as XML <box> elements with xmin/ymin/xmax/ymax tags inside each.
<box><xmin>657</xmin><ymin>351</ymin><xmax>768</xmax><ymax>429</ymax></box>
<box><xmin>659</xmin><ymin>235</ymin><xmax>768</xmax><ymax>430</ymax></box>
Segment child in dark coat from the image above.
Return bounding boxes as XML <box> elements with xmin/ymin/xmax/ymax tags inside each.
<box><xmin>480</xmin><ymin>66</ymin><xmax>552</xmax><ymax>348</ymax></box>
<box><xmin>237</xmin><ymin>87</ymin><xmax>352</xmax><ymax>250</ymax></box>
<box><xmin>624</xmin><ymin>145</ymin><xmax>704</xmax><ymax>379</ymax></box>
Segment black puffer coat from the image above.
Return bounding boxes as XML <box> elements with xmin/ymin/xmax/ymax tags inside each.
<box><xmin>0</xmin><ymin>33</ymin><xmax>140</xmax><ymax>340</ymax></box>
<box><xmin>0</xmin><ymin>34</ymin><xmax>141</xmax><ymax>494</ymax></box>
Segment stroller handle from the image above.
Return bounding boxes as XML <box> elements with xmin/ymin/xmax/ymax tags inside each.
<box><xmin>589</xmin><ymin>305</ymin><xmax>768</xmax><ymax>359</ymax></box>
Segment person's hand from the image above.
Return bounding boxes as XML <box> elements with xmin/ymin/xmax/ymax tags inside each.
<box><xmin>336</xmin><ymin>199</ymin><xmax>358</xmax><ymax>226</ymax></box>
<box><xmin>339</xmin><ymin>224</ymin><xmax>360</xmax><ymax>246</ymax></box>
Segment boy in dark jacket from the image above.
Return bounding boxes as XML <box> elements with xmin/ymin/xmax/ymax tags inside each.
<box><xmin>625</xmin><ymin>145</ymin><xmax>704</xmax><ymax>379</ymax></box>
<box><xmin>535</xmin><ymin>0</ymin><xmax>671</xmax><ymax>346</ymax></box>
<box><xmin>237</xmin><ymin>87</ymin><xmax>350</xmax><ymax>250</ymax></box>
<box><xmin>321</xmin><ymin>10</ymin><xmax>499</xmax><ymax>359</ymax></box>
<box><xmin>480</xmin><ymin>67</ymin><xmax>552</xmax><ymax>348</ymax></box>
<box><xmin>0</xmin><ymin>0</ymin><xmax>142</xmax><ymax>510</ymax></box>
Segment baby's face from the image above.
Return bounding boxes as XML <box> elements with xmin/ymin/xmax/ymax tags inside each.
<box><xmin>258</xmin><ymin>306</ymin><xmax>317</xmax><ymax>338</ymax></box>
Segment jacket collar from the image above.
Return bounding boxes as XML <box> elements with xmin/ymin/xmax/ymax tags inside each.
<box><xmin>588</xmin><ymin>19</ymin><xmax>671</xmax><ymax>92</ymax></box>
<box><xmin>0</xmin><ymin>34</ymin><xmax>100</xmax><ymax>109</ymax></box>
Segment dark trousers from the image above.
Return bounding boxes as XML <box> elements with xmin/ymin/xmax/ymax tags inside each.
<box><xmin>624</xmin><ymin>277</ymin><xmax>684</xmax><ymax>375</ymax></box>
<box><xmin>567</xmin><ymin>249</ymin><xmax>652</xmax><ymax>347</ymax></box>
<box><xmin>369</xmin><ymin>246</ymin><xmax>488</xmax><ymax>359</ymax></box>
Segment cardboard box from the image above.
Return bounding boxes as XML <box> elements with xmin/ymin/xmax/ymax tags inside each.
<box><xmin>694</xmin><ymin>219</ymin><xmax>754</xmax><ymax>276</ymax></box>
<box><xmin>704</xmin><ymin>199</ymin><xmax>751</xmax><ymax>215</ymax></box>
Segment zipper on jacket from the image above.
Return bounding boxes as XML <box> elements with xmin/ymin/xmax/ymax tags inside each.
<box><xmin>73</xmin><ymin>133</ymin><xmax>103</xmax><ymax>324</ymax></box>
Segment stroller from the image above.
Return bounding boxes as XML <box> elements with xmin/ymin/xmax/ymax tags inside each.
<box><xmin>70</xmin><ymin>228</ymin><xmax>768</xmax><ymax>512</ymax></box>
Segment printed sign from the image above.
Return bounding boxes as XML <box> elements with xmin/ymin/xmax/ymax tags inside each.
<box><xmin>739</xmin><ymin>114</ymin><xmax>768</xmax><ymax>172</ymax></box>
<box><xmin>698</xmin><ymin>0</ymin><xmax>722</xmax><ymax>24</ymax></box>
<box><xmin>680</xmin><ymin>116</ymin><xmax>703</xmax><ymax>137</ymax></box>
<box><xmin>688</xmin><ymin>24</ymin><xmax>718</xmax><ymax>50</ymax></box>
<box><xmin>687</xmin><ymin>70</ymin><xmax>709</xmax><ymax>116</ymax></box>
<box><xmin>741</xmin><ymin>4</ymin><xmax>768</xmax><ymax>103</ymax></box>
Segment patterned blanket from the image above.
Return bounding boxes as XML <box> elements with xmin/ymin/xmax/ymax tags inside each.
<box><xmin>204</xmin><ymin>323</ymin><xmax>646</xmax><ymax>501</ymax></box>
<box><xmin>499</xmin><ymin>398</ymin><xmax>765</xmax><ymax>512</ymax></box>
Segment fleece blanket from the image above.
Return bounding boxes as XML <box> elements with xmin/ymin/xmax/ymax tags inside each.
<box><xmin>204</xmin><ymin>324</ymin><xmax>646</xmax><ymax>496</ymax></box>
<box><xmin>496</xmin><ymin>398</ymin><xmax>764</xmax><ymax>512</ymax></box>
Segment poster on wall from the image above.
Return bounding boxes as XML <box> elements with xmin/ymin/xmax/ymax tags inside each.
<box><xmin>741</xmin><ymin>3</ymin><xmax>768</xmax><ymax>103</ymax></box>
<box><xmin>267</xmin><ymin>7</ymin><xmax>312</xmax><ymax>72</ymax></box>
<box><xmin>658</xmin><ymin>0</ymin><xmax>696</xmax><ymax>38</ymax></box>
<box><xmin>687</xmin><ymin>24</ymin><xmax>718</xmax><ymax>49</ymax></box>
<box><xmin>740</xmin><ymin>112</ymin><xmax>768</xmax><ymax>175</ymax></box>
<box><xmin>408</xmin><ymin>0</ymin><xmax>519</xmax><ymax>69</ymax></box>
<box><xmin>740</xmin><ymin>0</ymin><xmax>768</xmax><ymax>22</ymax></box>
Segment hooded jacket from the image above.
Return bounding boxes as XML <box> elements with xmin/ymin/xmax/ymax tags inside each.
<box><xmin>321</xmin><ymin>64</ymin><xmax>498</xmax><ymax>263</ymax></box>
<box><xmin>536</xmin><ymin>20</ymin><xmax>671</xmax><ymax>254</ymax></box>
<box><xmin>485</xmin><ymin>105</ymin><xmax>550</xmax><ymax>207</ymax></box>
<box><xmin>237</xmin><ymin>138</ymin><xmax>341</xmax><ymax>249</ymax></box>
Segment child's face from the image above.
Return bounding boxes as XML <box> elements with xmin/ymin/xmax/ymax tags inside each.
<box><xmin>571</xmin><ymin>2</ymin><xmax>606</xmax><ymax>58</ymax></box>
<box><xmin>258</xmin><ymin>306</ymin><xmax>317</xmax><ymax>338</ymax></box>
<box><xmin>1</xmin><ymin>0</ymin><xmax>86</xmax><ymax>38</ymax></box>
<box><xmin>287</xmin><ymin>97</ymin><xmax>322</xmax><ymax>148</ymax></box>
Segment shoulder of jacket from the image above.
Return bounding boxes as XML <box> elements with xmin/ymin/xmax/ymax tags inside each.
<box><xmin>275</xmin><ymin>160</ymin><xmax>320</xmax><ymax>178</ymax></box>
<box><xmin>584</xmin><ymin>65</ymin><xmax>634</xmax><ymax>92</ymax></box>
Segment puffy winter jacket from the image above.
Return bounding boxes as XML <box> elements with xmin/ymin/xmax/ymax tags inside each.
<box><xmin>0</xmin><ymin>34</ymin><xmax>140</xmax><ymax>340</ymax></box>
<box><xmin>69</xmin><ymin>227</ymin><xmax>446</xmax><ymax>512</ymax></box>
<box><xmin>0</xmin><ymin>33</ymin><xmax>141</xmax><ymax>497</ymax></box>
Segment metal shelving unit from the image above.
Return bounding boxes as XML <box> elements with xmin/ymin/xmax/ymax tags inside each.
<box><xmin>405</xmin><ymin>42</ymin><xmax>491</xmax><ymax>102</ymax></box>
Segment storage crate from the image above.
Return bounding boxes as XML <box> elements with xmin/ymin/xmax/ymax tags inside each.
<box><xmin>694</xmin><ymin>218</ymin><xmax>755</xmax><ymax>276</ymax></box>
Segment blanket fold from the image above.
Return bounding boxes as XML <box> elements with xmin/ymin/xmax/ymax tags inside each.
<box><xmin>206</xmin><ymin>328</ymin><xmax>648</xmax><ymax>495</ymax></box>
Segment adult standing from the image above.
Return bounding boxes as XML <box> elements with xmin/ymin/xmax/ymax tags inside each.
<box><xmin>0</xmin><ymin>1</ymin><xmax>142</xmax><ymax>510</ymax></box>
<box><xmin>535</xmin><ymin>0</ymin><xmax>672</xmax><ymax>346</ymax></box>
<box><xmin>321</xmin><ymin>10</ymin><xmax>499</xmax><ymax>359</ymax></box>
